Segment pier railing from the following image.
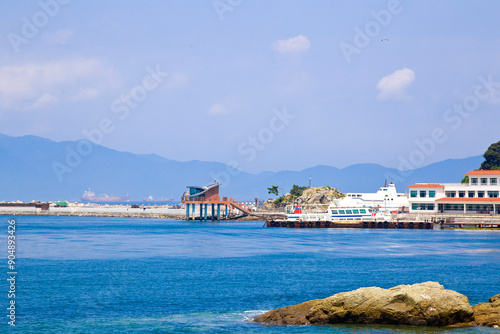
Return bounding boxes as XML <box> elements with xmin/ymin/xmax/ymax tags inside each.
<box><xmin>284</xmin><ymin>204</ymin><xmax>329</xmax><ymax>214</ymax></box>
<box><xmin>182</xmin><ymin>195</ymin><xmax>240</xmax><ymax>203</ymax></box>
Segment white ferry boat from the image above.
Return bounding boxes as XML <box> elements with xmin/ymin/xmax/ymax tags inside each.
<box><xmin>285</xmin><ymin>203</ymin><xmax>390</xmax><ymax>222</ymax></box>
<box><xmin>334</xmin><ymin>182</ymin><xmax>409</xmax><ymax>213</ymax></box>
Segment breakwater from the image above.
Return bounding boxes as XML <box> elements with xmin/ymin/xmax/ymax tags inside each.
<box><xmin>0</xmin><ymin>205</ymin><xmax>269</xmax><ymax>220</ymax></box>
<box><xmin>0</xmin><ymin>205</ymin><xmax>186</xmax><ymax>219</ymax></box>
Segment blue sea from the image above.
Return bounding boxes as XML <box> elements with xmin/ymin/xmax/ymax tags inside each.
<box><xmin>1</xmin><ymin>216</ymin><xmax>500</xmax><ymax>333</ymax></box>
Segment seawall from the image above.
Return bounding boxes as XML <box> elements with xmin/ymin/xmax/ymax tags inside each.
<box><xmin>0</xmin><ymin>206</ymin><xmax>186</xmax><ymax>219</ymax></box>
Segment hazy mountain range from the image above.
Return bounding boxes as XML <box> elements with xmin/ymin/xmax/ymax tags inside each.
<box><xmin>0</xmin><ymin>133</ymin><xmax>483</xmax><ymax>202</ymax></box>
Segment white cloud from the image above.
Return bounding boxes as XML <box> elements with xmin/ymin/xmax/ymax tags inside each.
<box><xmin>70</xmin><ymin>88</ymin><xmax>101</xmax><ymax>101</ymax></box>
<box><xmin>164</xmin><ymin>72</ymin><xmax>189</xmax><ymax>89</ymax></box>
<box><xmin>42</xmin><ymin>29</ymin><xmax>74</xmax><ymax>45</ymax></box>
<box><xmin>376</xmin><ymin>68</ymin><xmax>416</xmax><ymax>101</ymax></box>
<box><xmin>209</xmin><ymin>103</ymin><xmax>228</xmax><ymax>115</ymax></box>
<box><xmin>272</xmin><ymin>35</ymin><xmax>311</xmax><ymax>54</ymax></box>
<box><xmin>30</xmin><ymin>93</ymin><xmax>59</xmax><ymax>109</ymax></box>
<box><xmin>0</xmin><ymin>58</ymin><xmax>121</xmax><ymax>109</ymax></box>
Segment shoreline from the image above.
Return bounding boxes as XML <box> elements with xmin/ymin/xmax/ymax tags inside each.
<box><xmin>0</xmin><ymin>206</ymin><xmax>266</xmax><ymax>221</ymax></box>
<box><xmin>1</xmin><ymin>206</ymin><xmax>498</xmax><ymax>226</ymax></box>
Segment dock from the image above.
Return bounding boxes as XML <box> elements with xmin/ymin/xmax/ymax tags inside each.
<box><xmin>266</xmin><ymin>219</ymin><xmax>434</xmax><ymax>229</ymax></box>
<box><xmin>265</xmin><ymin>212</ymin><xmax>500</xmax><ymax>229</ymax></box>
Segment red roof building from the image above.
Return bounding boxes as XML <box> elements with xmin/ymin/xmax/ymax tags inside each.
<box><xmin>408</xmin><ymin>170</ymin><xmax>500</xmax><ymax>214</ymax></box>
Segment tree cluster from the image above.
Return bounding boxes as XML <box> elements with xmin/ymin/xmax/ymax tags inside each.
<box><xmin>268</xmin><ymin>184</ymin><xmax>308</xmax><ymax>207</ymax></box>
<box><xmin>480</xmin><ymin>140</ymin><xmax>500</xmax><ymax>170</ymax></box>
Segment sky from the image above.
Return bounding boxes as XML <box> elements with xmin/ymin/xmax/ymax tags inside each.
<box><xmin>0</xmin><ymin>0</ymin><xmax>499</xmax><ymax>174</ymax></box>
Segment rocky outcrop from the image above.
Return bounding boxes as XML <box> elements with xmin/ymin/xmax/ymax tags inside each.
<box><xmin>262</xmin><ymin>199</ymin><xmax>278</xmax><ymax>209</ymax></box>
<box><xmin>472</xmin><ymin>294</ymin><xmax>500</xmax><ymax>328</ymax></box>
<box><xmin>253</xmin><ymin>282</ymin><xmax>475</xmax><ymax>327</ymax></box>
<box><xmin>295</xmin><ymin>186</ymin><xmax>344</xmax><ymax>205</ymax></box>
<box><xmin>263</xmin><ymin>186</ymin><xmax>344</xmax><ymax>208</ymax></box>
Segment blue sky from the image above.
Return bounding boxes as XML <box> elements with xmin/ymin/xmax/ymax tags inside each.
<box><xmin>1</xmin><ymin>0</ymin><xmax>499</xmax><ymax>173</ymax></box>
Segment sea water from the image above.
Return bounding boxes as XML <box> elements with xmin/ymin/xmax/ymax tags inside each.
<box><xmin>1</xmin><ymin>216</ymin><xmax>499</xmax><ymax>333</ymax></box>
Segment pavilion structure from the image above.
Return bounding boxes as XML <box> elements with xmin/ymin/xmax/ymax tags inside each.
<box><xmin>181</xmin><ymin>182</ymin><xmax>251</xmax><ymax>220</ymax></box>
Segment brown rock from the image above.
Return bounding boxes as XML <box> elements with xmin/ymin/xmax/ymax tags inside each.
<box><xmin>296</xmin><ymin>186</ymin><xmax>344</xmax><ymax>205</ymax></box>
<box><xmin>253</xmin><ymin>282</ymin><xmax>475</xmax><ymax>327</ymax></box>
<box><xmin>472</xmin><ymin>294</ymin><xmax>500</xmax><ymax>327</ymax></box>
<box><xmin>253</xmin><ymin>299</ymin><xmax>321</xmax><ymax>325</ymax></box>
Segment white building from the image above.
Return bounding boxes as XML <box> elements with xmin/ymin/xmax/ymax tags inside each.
<box><xmin>408</xmin><ymin>170</ymin><xmax>500</xmax><ymax>214</ymax></box>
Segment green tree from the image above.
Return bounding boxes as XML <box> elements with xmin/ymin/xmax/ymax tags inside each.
<box><xmin>480</xmin><ymin>140</ymin><xmax>500</xmax><ymax>170</ymax></box>
<box><xmin>267</xmin><ymin>185</ymin><xmax>279</xmax><ymax>196</ymax></box>
<box><xmin>274</xmin><ymin>196</ymin><xmax>285</xmax><ymax>206</ymax></box>
<box><xmin>290</xmin><ymin>185</ymin><xmax>307</xmax><ymax>198</ymax></box>
<box><xmin>461</xmin><ymin>175</ymin><xmax>469</xmax><ymax>184</ymax></box>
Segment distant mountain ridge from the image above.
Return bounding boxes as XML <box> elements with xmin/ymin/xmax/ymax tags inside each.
<box><xmin>0</xmin><ymin>133</ymin><xmax>483</xmax><ymax>202</ymax></box>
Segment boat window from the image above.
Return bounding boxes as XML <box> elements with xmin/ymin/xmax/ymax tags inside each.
<box><xmin>331</xmin><ymin>210</ymin><xmax>338</xmax><ymax>214</ymax></box>
<box><xmin>338</xmin><ymin>210</ymin><xmax>345</xmax><ymax>214</ymax></box>
<box><xmin>360</xmin><ymin>209</ymin><xmax>366</xmax><ymax>213</ymax></box>
<box><xmin>352</xmin><ymin>209</ymin><xmax>359</xmax><ymax>214</ymax></box>
<box><xmin>345</xmin><ymin>210</ymin><xmax>352</xmax><ymax>214</ymax></box>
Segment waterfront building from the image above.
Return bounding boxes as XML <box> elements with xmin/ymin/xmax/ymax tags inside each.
<box><xmin>408</xmin><ymin>170</ymin><xmax>500</xmax><ymax>214</ymax></box>
<box><xmin>181</xmin><ymin>182</ymin><xmax>252</xmax><ymax>220</ymax></box>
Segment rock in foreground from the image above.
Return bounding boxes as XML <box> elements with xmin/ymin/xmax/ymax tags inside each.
<box><xmin>472</xmin><ymin>294</ymin><xmax>500</xmax><ymax>328</ymax></box>
<box><xmin>253</xmin><ymin>282</ymin><xmax>475</xmax><ymax>327</ymax></box>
